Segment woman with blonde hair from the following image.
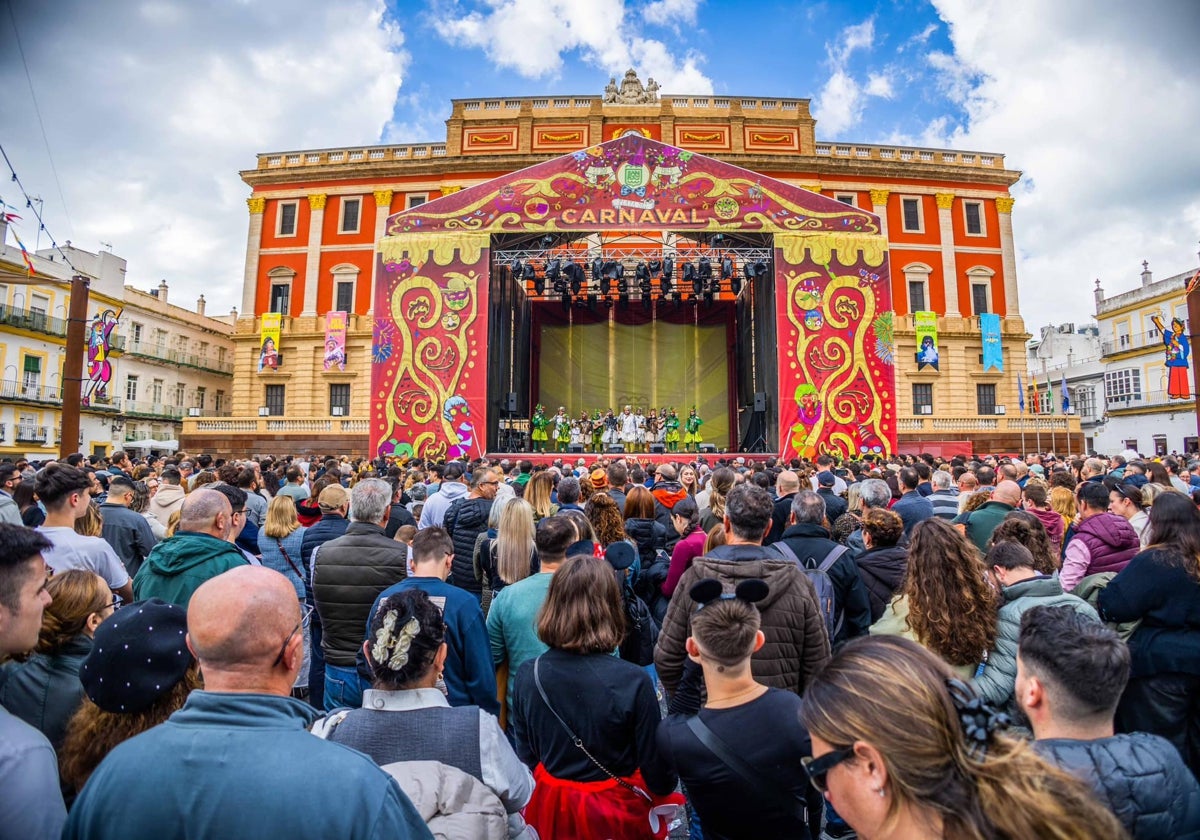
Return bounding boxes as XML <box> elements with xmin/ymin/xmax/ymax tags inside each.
<box><xmin>872</xmin><ymin>518</ymin><xmax>997</xmax><ymax>679</ymax></box>
<box><xmin>799</xmin><ymin>636</ymin><xmax>1126</xmax><ymax>840</ymax></box>
<box><xmin>699</xmin><ymin>467</ymin><xmax>736</xmax><ymax>533</ymax></box>
<box><xmin>525</xmin><ymin>471</ymin><xmax>558</xmax><ymax>522</ymax></box>
<box><xmin>679</xmin><ymin>464</ymin><xmax>699</xmax><ymax>498</ymax></box>
<box><xmin>74</xmin><ymin>501</ymin><xmax>103</xmax><ymax>537</ymax></box>
<box><xmin>0</xmin><ymin>570</ymin><xmax>113</xmax><ymax>749</ymax></box>
<box><xmin>1049</xmin><ymin>485</ymin><xmax>1077</xmax><ymax>533</ymax></box>
<box><xmin>257</xmin><ymin>494</ymin><xmax>308</xmax><ymax>602</ymax></box>
<box><xmin>487</xmin><ymin>498</ymin><xmax>539</xmax><ymax>595</ymax></box>
<box><xmin>833</xmin><ymin>482</ymin><xmax>866</xmax><ymax>545</ymax></box>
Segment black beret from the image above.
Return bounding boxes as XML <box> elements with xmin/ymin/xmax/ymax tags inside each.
<box><xmin>81</xmin><ymin>598</ymin><xmax>193</xmax><ymax>714</ymax></box>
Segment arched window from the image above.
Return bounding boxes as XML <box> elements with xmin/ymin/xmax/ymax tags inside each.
<box><xmin>902</xmin><ymin>262</ymin><xmax>933</xmax><ymax>313</ymax></box>
<box><xmin>330</xmin><ymin>263</ymin><xmax>360</xmax><ymax>313</ymax></box>
<box><xmin>965</xmin><ymin>266</ymin><xmax>996</xmax><ymax>316</ymax></box>
<box><xmin>267</xmin><ymin>267</ymin><xmax>296</xmax><ymax>315</ymax></box>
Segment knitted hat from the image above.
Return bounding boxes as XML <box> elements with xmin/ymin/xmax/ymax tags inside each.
<box><xmin>81</xmin><ymin>599</ymin><xmax>193</xmax><ymax>714</ymax></box>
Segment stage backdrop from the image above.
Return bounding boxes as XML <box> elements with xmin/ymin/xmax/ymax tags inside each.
<box><xmin>374</xmin><ymin>134</ymin><xmax>894</xmax><ymax>460</ymax></box>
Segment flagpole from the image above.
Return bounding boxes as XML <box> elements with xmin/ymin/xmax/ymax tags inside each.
<box><xmin>1018</xmin><ymin>374</ymin><xmax>1026</xmax><ymax>457</ymax></box>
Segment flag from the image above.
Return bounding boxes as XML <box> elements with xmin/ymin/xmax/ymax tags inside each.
<box><xmin>1018</xmin><ymin>374</ymin><xmax>1025</xmax><ymax>414</ymax></box>
<box><xmin>10</xmin><ymin>230</ymin><xmax>35</xmax><ymax>276</ymax></box>
<box><xmin>1046</xmin><ymin>374</ymin><xmax>1055</xmax><ymax>415</ymax></box>
<box><xmin>1061</xmin><ymin>373</ymin><xmax>1070</xmax><ymax>414</ymax></box>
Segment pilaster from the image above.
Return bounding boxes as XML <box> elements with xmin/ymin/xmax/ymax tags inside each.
<box><xmin>369</xmin><ymin>190</ymin><xmax>393</xmax><ymax>316</ymax></box>
<box><xmin>241</xmin><ymin>197</ymin><xmax>265</xmax><ymax>317</ymax></box>
<box><xmin>936</xmin><ymin>193</ymin><xmax>960</xmax><ymax>317</ymax></box>
<box><xmin>302</xmin><ymin>194</ymin><xmax>326</xmax><ymax>317</ymax></box>
<box><xmin>996</xmin><ymin>196</ymin><xmax>1019</xmax><ymax>316</ymax></box>
<box><xmin>869</xmin><ymin>189</ymin><xmax>889</xmax><ymax>240</ymax></box>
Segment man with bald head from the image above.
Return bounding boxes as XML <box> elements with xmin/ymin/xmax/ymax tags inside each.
<box><xmin>132</xmin><ymin>488</ymin><xmax>250</xmax><ymax>606</ymax></box>
<box><xmin>65</xmin><ymin>567</ymin><xmax>432</xmax><ymax>840</ymax></box>
<box><xmin>766</xmin><ymin>469</ymin><xmax>801</xmax><ymax>544</ymax></box>
<box><xmin>954</xmin><ymin>479</ymin><xmax>1023</xmax><ymax>554</ymax></box>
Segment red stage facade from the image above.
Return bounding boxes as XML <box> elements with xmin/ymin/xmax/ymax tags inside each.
<box><xmin>372</xmin><ymin>134</ymin><xmax>895</xmax><ymax>462</ymax></box>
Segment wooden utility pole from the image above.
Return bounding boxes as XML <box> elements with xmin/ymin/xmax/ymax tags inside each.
<box><xmin>1188</xmin><ymin>271</ymin><xmax>1200</xmax><ymax>449</ymax></box>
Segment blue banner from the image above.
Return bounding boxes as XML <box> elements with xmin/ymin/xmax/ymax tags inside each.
<box><xmin>981</xmin><ymin>313</ymin><xmax>1003</xmax><ymax>371</ymax></box>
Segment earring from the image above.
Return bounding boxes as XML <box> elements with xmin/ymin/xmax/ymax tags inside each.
<box><xmin>875</xmin><ymin>787</ymin><xmax>886</xmax><ymax>797</ymax></box>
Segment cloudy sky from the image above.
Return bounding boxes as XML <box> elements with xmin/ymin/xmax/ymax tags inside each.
<box><xmin>1</xmin><ymin>0</ymin><xmax>1197</xmax><ymax>330</ymax></box>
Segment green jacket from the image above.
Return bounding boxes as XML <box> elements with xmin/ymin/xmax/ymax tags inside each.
<box><xmin>133</xmin><ymin>531</ymin><xmax>249</xmax><ymax>607</ymax></box>
<box><xmin>953</xmin><ymin>500</ymin><xmax>1015</xmax><ymax>554</ymax></box>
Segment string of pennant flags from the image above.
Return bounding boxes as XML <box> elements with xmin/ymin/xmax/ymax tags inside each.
<box><xmin>0</xmin><ymin>142</ymin><xmax>78</xmax><ymax>276</ymax></box>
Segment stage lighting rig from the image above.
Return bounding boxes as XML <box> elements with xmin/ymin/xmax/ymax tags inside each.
<box><xmin>547</xmin><ymin>258</ymin><xmax>565</xmax><ymax>293</ymax></box>
<box><xmin>661</xmin><ymin>256</ymin><xmax>674</xmax><ymax>297</ymax></box>
<box><xmin>524</xmin><ymin>261</ymin><xmax>543</xmax><ymax>295</ymax></box>
<box><xmin>564</xmin><ymin>260</ymin><xmax>585</xmax><ymax>295</ymax></box>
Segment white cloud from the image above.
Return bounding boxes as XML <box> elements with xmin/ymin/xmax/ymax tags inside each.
<box><xmin>926</xmin><ymin>0</ymin><xmax>1200</xmax><ymax>328</ymax></box>
<box><xmin>430</xmin><ymin>0</ymin><xmax>713</xmax><ymax>93</ymax></box>
<box><xmin>0</xmin><ymin>0</ymin><xmax>408</xmax><ymax>315</ymax></box>
<box><xmin>812</xmin><ymin>17</ymin><xmax>892</xmax><ymax>136</ymax></box>
<box><xmin>642</xmin><ymin>0</ymin><xmax>701</xmax><ymax>27</ymax></box>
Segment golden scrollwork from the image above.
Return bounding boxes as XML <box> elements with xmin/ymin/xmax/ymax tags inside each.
<box><xmin>246</xmin><ymin>196</ymin><xmax>266</xmax><ymax>214</ymax></box>
<box><xmin>995</xmin><ymin>196</ymin><xmax>1015</xmax><ymax>214</ymax></box>
<box><xmin>373</xmin><ymin>189</ymin><xmax>394</xmax><ymax>208</ymax></box>
<box><xmin>308</xmin><ymin>194</ymin><xmax>327</xmax><ymax>211</ymax></box>
<box><xmin>540</xmin><ymin>131</ymin><xmax>583</xmax><ymax>143</ymax></box>
<box><xmin>779</xmin><ymin>233</ymin><xmax>888</xmax><ymax>268</ymax></box>
<box><xmin>681</xmin><ymin>131</ymin><xmax>723</xmax><ymax>143</ymax></box>
<box><xmin>749</xmin><ymin>133</ymin><xmax>791</xmax><ymax>144</ymax></box>
<box><xmin>869</xmin><ymin>189</ymin><xmax>890</xmax><ymax>207</ymax></box>
<box><xmin>935</xmin><ymin>193</ymin><xmax>955</xmax><ymax>210</ymax></box>
<box><xmin>440</xmin><ymin>185</ymin><xmax>464</xmax><ymax>197</ymax></box>
<box><xmin>469</xmin><ymin>133</ymin><xmax>514</xmax><ymax>145</ymax></box>
<box><xmin>379</xmin><ymin>233</ymin><xmax>489</xmax><ymax>267</ymax></box>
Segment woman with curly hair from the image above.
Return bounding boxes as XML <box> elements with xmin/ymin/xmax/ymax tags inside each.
<box><xmin>586</xmin><ymin>492</ymin><xmax>630</xmax><ymax>551</ymax></box>
<box><xmin>989</xmin><ymin>511</ymin><xmax>1059</xmax><ymax>574</ymax></box>
<box><xmin>0</xmin><ymin>570</ymin><xmax>113</xmax><ymax>749</ymax></box>
<box><xmin>872</xmin><ymin>518</ymin><xmax>997</xmax><ymax>679</ymax></box>
<box><xmin>799</xmin><ymin>636</ymin><xmax>1125</xmax><ymax>840</ymax></box>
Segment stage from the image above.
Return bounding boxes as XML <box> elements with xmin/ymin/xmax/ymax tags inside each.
<box><xmin>484</xmin><ymin>450</ymin><xmax>747</xmax><ymax>467</ymax></box>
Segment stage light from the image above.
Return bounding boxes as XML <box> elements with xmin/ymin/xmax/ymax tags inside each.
<box><xmin>698</xmin><ymin>257</ymin><xmax>712</xmax><ymax>284</ymax></box>
<box><xmin>720</xmin><ymin>256</ymin><xmax>733</xmax><ymax>281</ymax></box>
<box><xmin>591</xmin><ymin>256</ymin><xmax>603</xmax><ymax>286</ymax></box>
<box><xmin>547</xmin><ymin>258</ymin><xmax>565</xmax><ymax>294</ymax></box>
<box><xmin>564</xmin><ymin>261</ymin><xmax>584</xmax><ymax>295</ymax></box>
<box><xmin>636</xmin><ymin>261</ymin><xmax>651</xmax><ymax>298</ymax></box>
<box><xmin>661</xmin><ymin>256</ymin><xmax>674</xmax><ymax>298</ymax></box>
<box><xmin>684</xmin><ymin>260</ymin><xmax>702</xmax><ymax>299</ymax></box>
<box><xmin>523</xmin><ymin>261</ymin><xmax>543</xmax><ymax>296</ymax></box>
<box><xmin>753</xmin><ymin>261</ymin><xmax>768</xmax><ymax>278</ymax></box>
<box><xmin>511</xmin><ymin>258</ymin><xmax>523</xmax><ymax>279</ymax></box>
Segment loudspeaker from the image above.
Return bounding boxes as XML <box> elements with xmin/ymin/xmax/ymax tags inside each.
<box><xmin>505</xmin><ymin>392</ymin><xmax>518</xmax><ymax>412</ymax></box>
<box><xmin>649</xmin><ymin>443</ymin><xmax>665</xmax><ymax>454</ymax></box>
<box><xmin>699</xmin><ymin>444</ymin><xmax>718</xmax><ymax>454</ymax></box>
<box><xmin>754</xmin><ymin>392</ymin><xmax>767</xmax><ymax>412</ymax></box>
<box><xmin>607</xmin><ymin>445</ymin><xmax>626</xmax><ymax>454</ymax></box>
<box><xmin>568</xmin><ymin>443</ymin><xmax>585</xmax><ymax>454</ymax></box>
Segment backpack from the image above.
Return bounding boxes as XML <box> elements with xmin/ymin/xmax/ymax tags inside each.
<box><xmin>619</xmin><ymin>579</ymin><xmax>659</xmax><ymax>666</ymax></box>
<box><xmin>773</xmin><ymin>541</ymin><xmax>848</xmax><ymax>641</ymax></box>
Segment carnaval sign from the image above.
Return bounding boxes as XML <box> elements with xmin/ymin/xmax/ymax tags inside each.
<box><xmin>324</xmin><ymin>311</ymin><xmax>347</xmax><ymax>371</ymax></box>
<box><xmin>914</xmin><ymin>311</ymin><xmax>939</xmax><ymax>371</ymax></box>
<box><xmin>258</xmin><ymin>313</ymin><xmax>281</xmax><ymax>372</ymax></box>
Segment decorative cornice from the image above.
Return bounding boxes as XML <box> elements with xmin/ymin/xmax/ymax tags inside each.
<box><xmin>801</xmin><ymin>184</ymin><xmax>822</xmax><ymax>194</ymax></box>
<box><xmin>373</xmin><ymin>189</ymin><xmax>393</xmax><ymax>208</ymax></box>
<box><xmin>308</xmin><ymin>194</ymin><xmax>327</xmax><ymax>211</ymax></box>
<box><xmin>935</xmin><ymin>192</ymin><xmax>955</xmax><ymax>210</ymax></box>
<box><xmin>246</xmin><ymin>196</ymin><xmax>266</xmax><ymax>214</ymax></box>
<box><xmin>995</xmin><ymin>196</ymin><xmax>1015</xmax><ymax>214</ymax></box>
<box><xmin>869</xmin><ymin>189</ymin><xmax>890</xmax><ymax>206</ymax></box>
<box><xmin>439</xmin><ymin>185</ymin><xmax>464</xmax><ymax>197</ymax></box>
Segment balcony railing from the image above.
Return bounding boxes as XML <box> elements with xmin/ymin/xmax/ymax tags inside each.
<box><xmin>0</xmin><ymin>304</ymin><xmax>67</xmax><ymax>337</ymax></box>
<box><xmin>122</xmin><ymin>341</ymin><xmax>234</xmax><ymax>375</ymax></box>
<box><xmin>895</xmin><ymin>416</ymin><xmax>1078</xmax><ymax>434</ymax></box>
<box><xmin>0</xmin><ymin>379</ymin><xmax>60</xmax><ymax>404</ymax></box>
<box><xmin>124</xmin><ymin>401</ymin><xmax>186</xmax><ymax>420</ymax></box>
<box><xmin>1106</xmin><ymin>390</ymin><xmax>1191</xmax><ymax>412</ymax></box>
<box><xmin>15</xmin><ymin>425</ymin><xmax>50</xmax><ymax>444</ymax></box>
<box><xmin>1101</xmin><ymin>327</ymin><xmax>1177</xmax><ymax>356</ymax></box>
<box><xmin>81</xmin><ymin>393</ymin><xmax>122</xmax><ymax>412</ymax></box>
<box><xmin>182</xmin><ymin>417</ymin><xmax>371</xmax><ymax>435</ymax></box>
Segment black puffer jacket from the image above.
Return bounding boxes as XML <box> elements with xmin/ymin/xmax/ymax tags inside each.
<box><xmin>855</xmin><ymin>544</ymin><xmax>908</xmax><ymax>623</ymax></box>
<box><xmin>625</xmin><ymin>517</ymin><xmax>666</xmax><ymax>570</ymax></box>
<box><xmin>1036</xmin><ymin>733</ymin><xmax>1200</xmax><ymax>839</ymax></box>
<box><xmin>445</xmin><ymin>497</ymin><xmax>493</xmax><ymax>595</ymax></box>
<box><xmin>311</xmin><ymin>522</ymin><xmax>407</xmax><ymax>666</ymax></box>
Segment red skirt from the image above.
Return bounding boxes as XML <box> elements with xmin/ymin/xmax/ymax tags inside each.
<box><xmin>524</xmin><ymin>763</ymin><xmax>684</xmax><ymax>840</ymax></box>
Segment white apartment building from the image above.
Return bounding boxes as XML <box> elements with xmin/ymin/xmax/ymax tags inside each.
<box><xmin>1026</xmin><ymin>322</ymin><xmax>1105</xmax><ymax>452</ymax></box>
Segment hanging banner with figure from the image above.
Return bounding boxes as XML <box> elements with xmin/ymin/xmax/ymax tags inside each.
<box><xmin>914</xmin><ymin>311</ymin><xmax>939</xmax><ymax>371</ymax></box>
<box><xmin>324</xmin><ymin>311</ymin><xmax>347</xmax><ymax>371</ymax></box>
<box><xmin>258</xmin><ymin>313</ymin><xmax>281</xmax><ymax>372</ymax></box>
<box><xmin>84</xmin><ymin>308</ymin><xmax>120</xmax><ymax>403</ymax></box>
<box><xmin>1151</xmin><ymin>313</ymin><xmax>1191</xmax><ymax>399</ymax></box>
<box><xmin>981</xmin><ymin>313</ymin><xmax>1003</xmax><ymax>371</ymax></box>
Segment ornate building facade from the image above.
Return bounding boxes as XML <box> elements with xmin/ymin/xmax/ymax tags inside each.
<box><xmin>183</xmin><ymin>73</ymin><xmax>1081</xmax><ymax>457</ymax></box>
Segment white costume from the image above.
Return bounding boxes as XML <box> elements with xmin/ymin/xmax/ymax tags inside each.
<box><xmin>619</xmin><ymin>409</ymin><xmax>639</xmax><ymax>444</ymax></box>
<box><xmin>633</xmin><ymin>412</ymin><xmax>646</xmax><ymax>444</ymax></box>
<box><xmin>553</xmin><ymin>412</ymin><xmax>570</xmax><ymax>441</ymax></box>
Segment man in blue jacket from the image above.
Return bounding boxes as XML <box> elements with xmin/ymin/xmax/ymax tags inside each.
<box><xmin>65</xmin><ymin>565</ymin><xmax>432</xmax><ymax>840</ymax></box>
<box><xmin>368</xmin><ymin>527</ymin><xmax>499</xmax><ymax>715</ymax></box>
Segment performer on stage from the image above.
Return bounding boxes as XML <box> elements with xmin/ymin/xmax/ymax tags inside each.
<box><xmin>603</xmin><ymin>409</ymin><xmax>620</xmax><ymax>449</ymax></box>
<box><xmin>633</xmin><ymin>406</ymin><xmax>646</xmax><ymax>453</ymax></box>
<box><xmin>684</xmin><ymin>407</ymin><xmax>704</xmax><ymax>452</ymax></box>
<box><xmin>553</xmin><ymin>406</ymin><xmax>571</xmax><ymax>452</ymax></box>
<box><xmin>657</xmin><ymin>408</ymin><xmax>668</xmax><ymax>446</ymax></box>
<box><xmin>619</xmin><ymin>405</ymin><xmax>639</xmax><ymax>454</ymax></box>
<box><xmin>665</xmin><ymin>408</ymin><xmax>681</xmax><ymax>452</ymax></box>
<box><xmin>531</xmin><ymin>404</ymin><xmax>549</xmax><ymax>453</ymax></box>
<box><xmin>591</xmin><ymin>409</ymin><xmax>604</xmax><ymax>452</ymax></box>
<box><xmin>574</xmin><ymin>411</ymin><xmax>591</xmax><ymax>449</ymax></box>
<box><xmin>645</xmin><ymin>409</ymin><xmax>659</xmax><ymax>449</ymax></box>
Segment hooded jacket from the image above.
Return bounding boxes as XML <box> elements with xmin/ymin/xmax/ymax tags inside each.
<box><xmin>419</xmin><ymin>481</ymin><xmax>469</xmax><ymax>530</ymax></box>
<box><xmin>855</xmin><ymin>544</ymin><xmax>908</xmax><ymax>623</ymax></box>
<box><xmin>624</xmin><ymin>517</ymin><xmax>666</xmax><ymax>570</ymax></box>
<box><xmin>132</xmin><ymin>531</ymin><xmax>250</xmax><ymax>607</ymax></box>
<box><xmin>654</xmin><ymin>544</ymin><xmax>831</xmax><ymax>696</ymax></box>
<box><xmin>1061</xmin><ymin>512</ymin><xmax>1140</xmax><ymax>592</ymax></box>
<box><xmin>1036</xmin><ymin>733</ymin><xmax>1200</xmax><ymax>840</ymax></box>
<box><xmin>1027</xmin><ymin>505</ymin><xmax>1066</xmax><ymax>550</ymax></box>
<box><xmin>147</xmin><ymin>483</ymin><xmax>186</xmax><ymax>523</ymax></box>
<box><xmin>650</xmin><ymin>482</ymin><xmax>688</xmax><ymax>532</ymax></box>
<box><xmin>0</xmin><ymin>635</ymin><xmax>91</xmax><ymax>749</ymax></box>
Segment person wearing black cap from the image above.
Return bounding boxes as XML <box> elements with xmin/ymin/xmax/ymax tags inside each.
<box><xmin>815</xmin><ymin>470</ymin><xmax>848</xmax><ymax>526</ymax></box>
<box><xmin>64</xmin><ymin>566</ymin><xmax>432</xmax><ymax>840</ymax></box>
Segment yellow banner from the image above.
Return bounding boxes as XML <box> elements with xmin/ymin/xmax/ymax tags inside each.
<box><xmin>258</xmin><ymin>312</ymin><xmax>281</xmax><ymax>373</ymax></box>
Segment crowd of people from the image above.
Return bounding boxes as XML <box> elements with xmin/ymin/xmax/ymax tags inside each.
<box><xmin>1</xmin><ymin>445</ymin><xmax>1199</xmax><ymax>839</ymax></box>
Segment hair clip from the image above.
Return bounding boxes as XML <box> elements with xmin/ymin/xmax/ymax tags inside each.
<box><xmin>690</xmin><ymin>578</ymin><xmax>769</xmax><ymax>609</ymax></box>
<box><xmin>945</xmin><ymin>678</ymin><xmax>1010</xmax><ymax>758</ymax></box>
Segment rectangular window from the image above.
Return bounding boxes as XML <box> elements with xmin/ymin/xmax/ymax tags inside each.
<box><xmin>976</xmin><ymin>384</ymin><xmax>997</xmax><ymax>416</ymax></box>
<box><xmin>340</xmin><ymin>197</ymin><xmax>361</xmax><ymax>233</ymax></box>
<box><xmin>174</xmin><ymin>383</ymin><xmax>186</xmax><ymax>406</ymax></box>
<box><xmin>154</xmin><ymin>329</ymin><xmax>167</xmax><ymax>353</ymax></box>
<box><xmin>1115</xmin><ymin>321</ymin><xmax>1130</xmax><ymax>348</ymax></box>
<box><xmin>269</xmin><ymin>283</ymin><xmax>290</xmax><ymax>315</ymax></box>
<box><xmin>335</xmin><ymin>280</ymin><xmax>354</xmax><ymax>313</ymax></box>
<box><xmin>21</xmin><ymin>356</ymin><xmax>41</xmax><ymax>394</ymax></box>
<box><xmin>265</xmin><ymin>385</ymin><xmax>285</xmax><ymax>416</ymax></box>
<box><xmin>1104</xmin><ymin>368</ymin><xmax>1142</xmax><ymax>404</ymax></box>
<box><xmin>912</xmin><ymin>383</ymin><xmax>933</xmax><ymax>415</ymax></box>
<box><xmin>406</xmin><ymin>194</ymin><xmax>426</xmax><ymax>209</ymax></box>
<box><xmin>834</xmin><ymin>193</ymin><xmax>857</xmax><ymax>207</ymax></box>
<box><xmin>963</xmin><ymin>201</ymin><xmax>984</xmax><ymax>235</ymax></box>
<box><xmin>131</xmin><ymin>322</ymin><xmax>143</xmax><ymax>345</ymax></box>
<box><xmin>0</xmin><ymin>284</ymin><xmax>8</xmax><ymax>307</ymax></box>
<box><xmin>277</xmin><ymin>201</ymin><xmax>298</xmax><ymax>236</ymax></box>
<box><xmin>151</xmin><ymin>379</ymin><xmax>163</xmax><ymax>404</ymax></box>
<box><xmin>1076</xmin><ymin>387</ymin><xmax>1096</xmax><ymax>419</ymax></box>
<box><xmin>29</xmin><ymin>295</ymin><xmax>48</xmax><ymax>331</ymax></box>
<box><xmin>901</xmin><ymin>197</ymin><xmax>922</xmax><ymax>232</ymax></box>
<box><xmin>198</xmin><ymin>341</ymin><xmax>209</xmax><ymax>358</ymax></box>
<box><xmin>196</xmin><ymin>387</ymin><xmax>206</xmax><ymax>410</ymax></box>
<box><xmin>971</xmin><ymin>283</ymin><xmax>990</xmax><ymax>315</ymax></box>
<box><xmin>215</xmin><ymin>390</ymin><xmax>225</xmax><ymax>414</ymax></box>
<box><xmin>908</xmin><ymin>280</ymin><xmax>927</xmax><ymax>313</ymax></box>
<box><xmin>1123</xmin><ymin>439</ymin><xmax>1139</xmax><ymax>452</ymax></box>
<box><xmin>126</xmin><ymin>375</ymin><xmax>138</xmax><ymax>403</ymax></box>
<box><xmin>329</xmin><ymin>383</ymin><xmax>351</xmax><ymax>415</ymax></box>
<box><xmin>217</xmin><ymin>346</ymin><xmax>227</xmax><ymax>364</ymax></box>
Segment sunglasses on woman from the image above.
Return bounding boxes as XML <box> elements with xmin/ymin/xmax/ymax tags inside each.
<box><xmin>801</xmin><ymin>745</ymin><xmax>855</xmax><ymax>793</ymax></box>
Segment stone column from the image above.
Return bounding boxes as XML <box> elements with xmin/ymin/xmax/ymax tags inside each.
<box><xmin>996</xmin><ymin>196</ymin><xmax>1019</xmax><ymax>315</ymax></box>
<box><xmin>240</xmin><ymin>197</ymin><xmax>265</xmax><ymax>317</ymax></box>
<box><xmin>935</xmin><ymin>192</ymin><xmax>960</xmax><ymax>317</ymax></box>
<box><xmin>368</xmin><ymin>190</ymin><xmax>393</xmax><ymax>316</ymax></box>
<box><xmin>301</xmin><ymin>194</ymin><xmax>326</xmax><ymax>317</ymax></box>
<box><xmin>869</xmin><ymin>189</ymin><xmax>889</xmax><ymax>239</ymax></box>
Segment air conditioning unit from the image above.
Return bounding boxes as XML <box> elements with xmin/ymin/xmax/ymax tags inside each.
<box><xmin>919</xmin><ymin>405</ymin><xmax>933</xmax><ymax>415</ymax></box>
<box><xmin>331</xmin><ymin>406</ymin><xmax>345</xmax><ymax>416</ymax></box>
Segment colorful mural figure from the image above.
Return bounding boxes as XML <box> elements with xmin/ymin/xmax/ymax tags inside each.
<box><xmin>373</xmin><ymin>135</ymin><xmax>893</xmax><ymax>460</ymax></box>
<box><xmin>85</xmin><ymin>309</ymin><xmax>120</xmax><ymax>402</ymax></box>
<box><xmin>443</xmin><ymin>395</ymin><xmax>476</xmax><ymax>459</ymax></box>
<box><xmin>1152</xmin><ymin>314</ymin><xmax>1191</xmax><ymax>399</ymax></box>
<box><xmin>914</xmin><ymin>311</ymin><xmax>939</xmax><ymax>371</ymax></box>
<box><xmin>258</xmin><ymin>313</ymin><xmax>281</xmax><ymax>372</ymax></box>
<box><xmin>323</xmin><ymin>311</ymin><xmax>347</xmax><ymax>371</ymax></box>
